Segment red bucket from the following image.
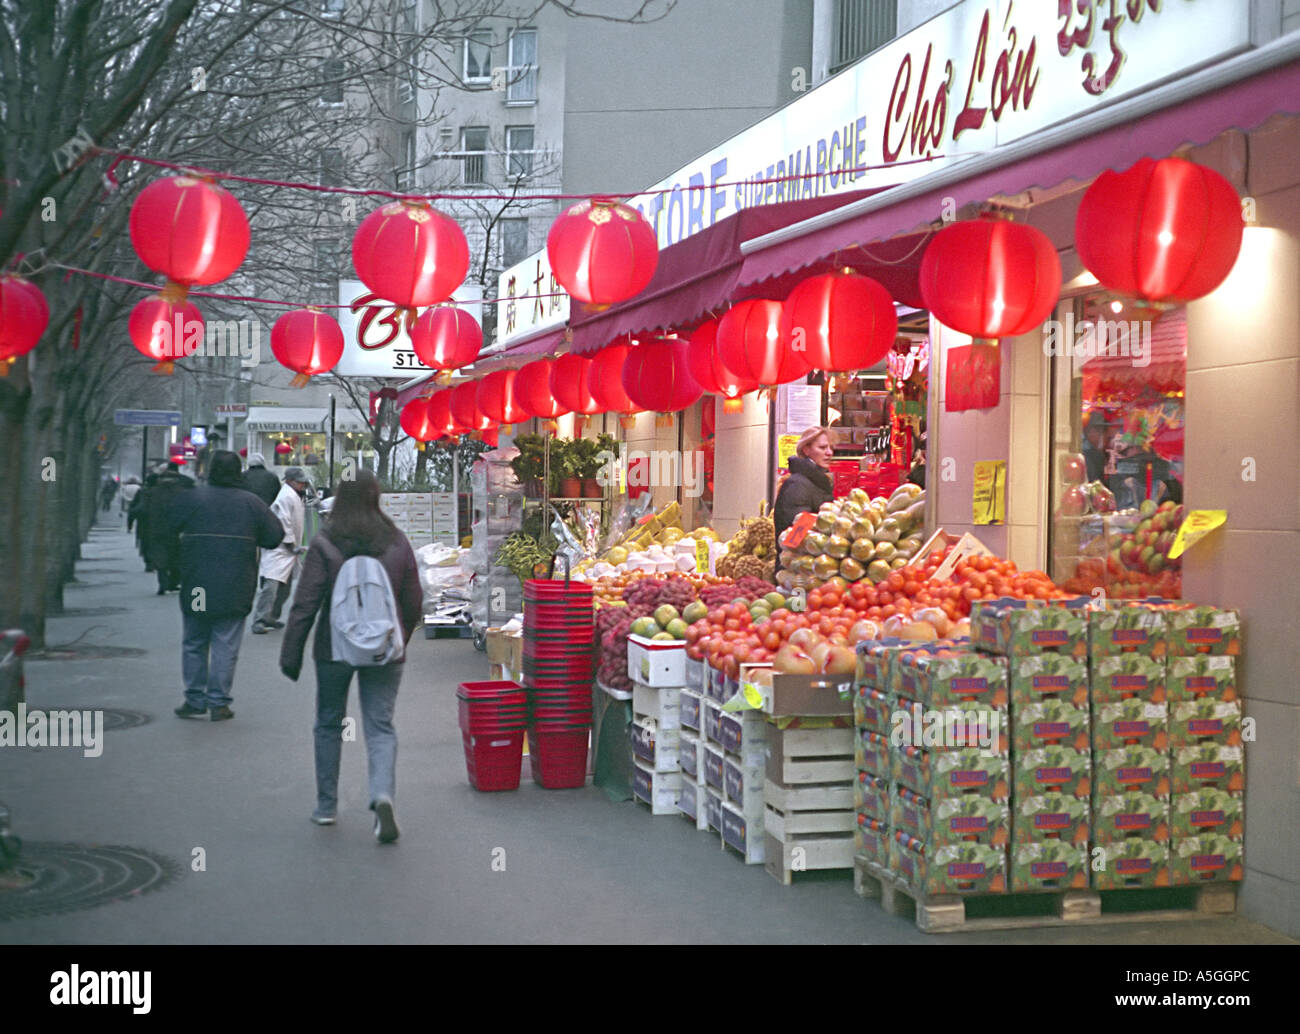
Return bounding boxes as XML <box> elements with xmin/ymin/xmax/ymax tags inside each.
<box><xmin>528</xmin><ymin>725</ymin><xmax>590</xmax><ymax>789</ymax></box>
<box><xmin>461</xmin><ymin>729</ymin><xmax>525</xmax><ymax>791</ymax></box>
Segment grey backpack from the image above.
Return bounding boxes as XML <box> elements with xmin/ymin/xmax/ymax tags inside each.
<box><xmin>329</xmin><ymin>555</ymin><xmax>403</xmax><ymax>667</ymax></box>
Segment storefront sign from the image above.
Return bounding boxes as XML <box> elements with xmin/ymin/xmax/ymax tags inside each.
<box><xmin>113</xmin><ymin>409</ymin><xmax>181</xmax><ymax>427</ymax></box>
<box><xmin>494</xmin><ymin>251</ymin><xmax>570</xmax><ymax>347</ymax></box>
<box><xmin>972</xmin><ymin>460</ymin><xmax>1006</xmax><ymax>525</ymax></box>
<box><xmin>215</xmin><ymin>403</ymin><xmax>247</xmax><ymax>417</ymax></box>
<box><xmin>1168</xmin><ymin>510</ymin><xmax>1227</xmax><ymax>559</ymax></box>
<box><xmin>497</xmin><ymin>0</ymin><xmax>1249</xmax><ymax>348</ymax></box>
<box><xmin>335</xmin><ymin>279</ymin><xmax>484</xmax><ymax>378</ymax></box>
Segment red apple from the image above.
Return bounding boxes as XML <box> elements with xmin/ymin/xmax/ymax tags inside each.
<box><xmin>1062</xmin><ymin>453</ymin><xmax>1088</xmax><ymax>485</ymax></box>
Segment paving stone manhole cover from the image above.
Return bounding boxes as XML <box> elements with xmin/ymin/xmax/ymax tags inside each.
<box><xmin>26</xmin><ymin>708</ymin><xmax>151</xmax><ymax>731</ymax></box>
<box><xmin>50</xmin><ymin>606</ymin><xmax>129</xmax><ymax>618</ymax></box>
<box><xmin>64</xmin><ymin>580</ymin><xmax>125</xmax><ymax>589</ymax></box>
<box><xmin>0</xmin><ymin>843</ymin><xmax>180</xmax><ymax>921</ymax></box>
<box><xmin>27</xmin><ymin>645</ymin><xmax>147</xmax><ymax>661</ymax></box>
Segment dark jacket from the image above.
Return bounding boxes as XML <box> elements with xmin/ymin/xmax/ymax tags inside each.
<box><xmin>166</xmin><ymin>484</ymin><xmax>284</xmax><ymax>618</ymax></box>
<box><xmin>242</xmin><ymin>465</ymin><xmax>281</xmax><ymax>507</ymax></box>
<box><xmin>280</xmin><ymin>528</ymin><xmax>423</xmax><ymax>675</ymax></box>
<box><xmin>141</xmin><ymin>471</ymin><xmax>195</xmax><ymax>568</ymax></box>
<box><xmin>773</xmin><ymin>454</ymin><xmax>834</xmax><ymax>553</ymax></box>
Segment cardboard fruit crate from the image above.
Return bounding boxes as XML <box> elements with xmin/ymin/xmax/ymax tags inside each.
<box><xmin>1088</xmin><ymin>604</ymin><xmax>1169</xmax><ymax>658</ymax></box>
<box><xmin>1091</xmin><ymin>792</ymin><xmax>1171</xmax><ymax>843</ymax></box>
<box><xmin>1164</xmin><ymin>606</ymin><xmax>1242</xmax><ymax>656</ymax></box>
<box><xmin>1169</xmin><ymin>834</ymin><xmax>1244</xmax><ymax>884</ymax></box>
<box><xmin>1009</xmin><ymin>653</ymin><xmax>1089</xmax><ymax>709</ymax></box>
<box><xmin>1090</xmin><ymin>654</ymin><xmax>1167</xmax><ymax>704</ymax></box>
<box><xmin>1171</xmin><ymin>743</ymin><xmax>1244</xmax><ymax>794</ymax></box>
<box><xmin>889</xmin><ymin>832</ymin><xmax>1008</xmax><ymax>896</ymax></box>
<box><xmin>1093</xmin><ymin>745</ymin><xmax>1171</xmax><ymax>797</ymax></box>
<box><xmin>631</xmin><ymin>761</ymin><xmax>682</xmax><ymax>816</ymax></box>
<box><xmin>1013</xmin><ymin>699</ymin><xmax>1091</xmax><ymax>753</ymax></box>
<box><xmin>892</xmin><ymin>745</ymin><xmax>1011</xmax><ymax>800</ymax></box>
<box><xmin>1013</xmin><ymin>793</ymin><xmax>1090</xmax><ymax>844</ymax></box>
<box><xmin>971</xmin><ymin>598</ymin><xmax>1090</xmax><ymax>658</ymax></box>
<box><xmin>1092</xmin><ymin>838</ymin><xmax>1171</xmax><ymax>889</ymax></box>
<box><xmin>1011</xmin><ymin>841</ymin><xmax>1090</xmax><ymax>893</ymax></box>
<box><xmin>1169</xmin><ymin>698</ymin><xmax>1242</xmax><ymax>748</ymax></box>
<box><xmin>1092</xmin><ymin>698</ymin><xmax>1170</xmax><ymax>751</ymax></box>
<box><xmin>1170</xmin><ymin>788</ymin><xmax>1243</xmax><ymax>838</ymax></box>
<box><xmin>852</xmin><ymin>771</ymin><xmax>890</xmax><ymax>820</ymax></box>
<box><xmin>894</xmin><ymin>650</ymin><xmax>1009</xmax><ymax>708</ymax></box>
<box><xmin>1014</xmin><ymin>747</ymin><xmax>1091</xmax><ymax>799</ymax></box>
<box><xmin>1166</xmin><ymin>655</ymin><xmax>1237</xmax><ymax>703</ymax></box>
<box><xmin>890</xmin><ymin>783</ymin><xmax>1010</xmax><ymax>847</ymax></box>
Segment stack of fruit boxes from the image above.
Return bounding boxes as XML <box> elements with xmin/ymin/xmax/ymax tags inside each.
<box><xmin>1164</xmin><ymin>606</ymin><xmax>1245</xmax><ymax>885</ymax></box>
<box><xmin>888</xmin><ymin>644</ymin><xmax>1011</xmax><ymax>895</ymax></box>
<box><xmin>853</xmin><ymin>642</ymin><xmax>899</xmax><ymax>869</ymax></box>
<box><xmin>677</xmin><ymin>658</ymin><xmax>708</xmax><ymax>830</ymax></box>
<box><xmin>718</xmin><ymin>704</ymin><xmax>768</xmax><ymax>864</ymax></box>
<box><xmin>628</xmin><ymin>642</ymin><xmax>687</xmax><ymax>816</ymax></box>
<box><xmin>971</xmin><ymin>599</ymin><xmax>1093</xmax><ymax>893</ymax></box>
<box><xmin>1087</xmin><ymin>603</ymin><xmax>1172</xmax><ymax>888</ymax></box>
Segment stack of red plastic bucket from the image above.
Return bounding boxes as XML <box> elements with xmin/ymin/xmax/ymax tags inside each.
<box><xmin>457</xmin><ymin>680</ymin><xmax>529</xmax><ymax>791</ymax></box>
<box><xmin>522</xmin><ymin>567</ymin><xmax>594</xmax><ymax>788</ymax></box>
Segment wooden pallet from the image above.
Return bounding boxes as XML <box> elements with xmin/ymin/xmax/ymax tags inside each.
<box><xmin>852</xmin><ymin>855</ymin><xmax>1238</xmax><ymax>933</ymax></box>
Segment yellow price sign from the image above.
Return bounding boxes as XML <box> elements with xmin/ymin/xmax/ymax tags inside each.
<box><xmin>778</xmin><ymin>433</ymin><xmax>800</xmax><ymax>474</ymax></box>
<box><xmin>1168</xmin><ymin>510</ymin><xmax>1227</xmax><ymax>559</ymax></box>
<box><xmin>742</xmin><ymin>681</ymin><xmax>764</xmax><ymax>709</ymax></box>
<box><xmin>695</xmin><ymin>537</ymin><xmax>710</xmax><ymax>573</ymax></box>
<box><xmin>972</xmin><ymin>460</ymin><xmax>1006</xmax><ymax>525</ymax></box>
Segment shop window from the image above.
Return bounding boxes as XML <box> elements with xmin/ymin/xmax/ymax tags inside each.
<box><xmin>831</xmin><ymin>0</ymin><xmax>896</xmax><ymax>73</ymax></box>
<box><xmin>506</xmin><ymin>28</ymin><xmax>537</xmax><ymax>104</ymax></box>
<box><xmin>1048</xmin><ymin>296</ymin><xmax>1187</xmax><ymax>600</ymax></box>
<box><xmin>505</xmin><ymin>126</ymin><xmax>534</xmax><ymax>178</ymax></box>
<box><xmin>463</xmin><ymin>28</ymin><xmax>493</xmax><ymax>84</ymax></box>
<box><xmin>461</xmin><ymin>127</ymin><xmax>488</xmax><ymax>184</ymax></box>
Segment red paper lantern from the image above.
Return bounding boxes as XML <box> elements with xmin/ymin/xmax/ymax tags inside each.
<box><xmin>515</xmin><ymin>358</ymin><xmax>568</xmax><ymax>421</ymax></box>
<box><xmin>686</xmin><ymin>319</ymin><xmax>758</xmax><ymax>413</ymax></box>
<box><xmin>409</xmin><ymin>305</ymin><xmax>481</xmax><ymax>373</ymax></box>
<box><xmin>128</xmin><ymin>294</ymin><xmax>204</xmax><ymax>375</ymax></box>
<box><xmin>352</xmin><ymin>200</ymin><xmax>469</xmax><ymax>326</ymax></box>
<box><xmin>550</xmin><ymin>353</ymin><xmax>601</xmax><ymax>415</ymax></box>
<box><xmin>546</xmin><ymin>198</ymin><xmax>659</xmax><ymax>306</ymax></box>
<box><xmin>782</xmin><ymin>272</ymin><xmax>898</xmax><ymax>372</ymax></box>
<box><xmin>476</xmin><ymin>369</ymin><xmax>527</xmax><ymax>428</ymax></box>
<box><xmin>129</xmin><ymin>176</ymin><xmax>250</xmax><ymax>291</ymax></box>
<box><xmin>400</xmin><ymin>397</ymin><xmax>439</xmax><ymax>442</ymax></box>
<box><xmin>586</xmin><ymin>340</ymin><xmax>643</xmax><ymax>417</ymax></box>
<box><xmin>427</xmin><ymin>389</ymin><xmax>465</xmax><ymax>439</ymax></box>
<box><xmin>919</xmin><ymin>216</ymin><xmax>1061</xmax><ymax>340</ymax></box>
<box><xmin>0</xmin><ymin>275</ymin><xmax>49</xmax><ymax>376</ymax></box>
<box><xmin>716</xmin><ymin>299</ymin><xmax>807</xmax><ymax>388</ymax></box>
<box><xmin>1075</xmin><ymin>157</ymin><xmax>1243</xmax><ymax>304</ymax></box>
<box><xmin>450</xmin><ymin>381</ymin><xmax>492</xmax><ymax>434</ymax></box>
<box><xmin>274</xmin><ymin>441</ymin><xmax>293</xmax><ymax>456</ymax></box>
<box><xmin>270</xmin><ymin>308</ymin><xmax>345</xmax><ymax>387</ymax></box>
<box><xmin>621</xmin><ymin>337</ymin><xmax>702</xmax><ymax>419</ymax></box>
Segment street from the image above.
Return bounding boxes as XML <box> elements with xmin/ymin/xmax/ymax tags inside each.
<box><xmin>0</xmin><ymin>520</ymin><xmax>1290</xmax><ymax>946</ymax></box>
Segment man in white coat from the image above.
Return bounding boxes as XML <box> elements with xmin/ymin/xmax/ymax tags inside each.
<box><xmin>250</xmin><ymin>467</ymin><xmax>310</xmax><ymax>634</ymax></box>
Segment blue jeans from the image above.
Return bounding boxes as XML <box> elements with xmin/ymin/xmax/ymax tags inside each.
<box><xmin>182</xmin><ymin>613</ymin><xmax>246</xmax><ymax>709</ymax></box>
<box><xmin>313</xmin><ymin>660</ymin><xmax>403</xmax><ymax>815</ymax></box>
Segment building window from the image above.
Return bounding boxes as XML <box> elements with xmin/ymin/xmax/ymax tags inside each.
<box><xmin>396</xmin><ymin>131</ymin><xmax>416</xmax><ymax>191</ymax></box>
<box><xmin>501</xmin><ymin>218</ymin><xmax>529</xmax><ymax>267</ymax></box>
<box><xmin>320</xmin><ymin>58</ymin><xmax>345</xmax><ymax>104</ymax></box>
<box><xmin>505</xmin><ymin>126</ymin><xmax>534</xmax><ymax>178</ymax></box>
<box><xmin>319</xmin><ymin>147</ymin><xmax>344</xmax><ymax>186</ymax></box>
<box><xmin>314</xmin><ymin>239</ymin><xmax>340</xmax><ymax>305</ymax></box>
<box><xmin>321</xmin><ymin>0</ymin><xmax>345</xmax><ymax>16</ymax></box>
<box><xmin>831</xmin><ymin>0</ymin><xmax>896</xmax><ymax>73</ymax></box>
<box><xmin>461</xmin><ymin>127</ymin><xmax>488</xmax><ymax>184</ymax></box>
<box><xmin>463</xmin><ymin>28</ymin><xmax>492</xmax><ymax>84</ymax></box>
<box><xmin>506</xmin><ymin>28</ymin><xmax>537</xmax><ymax>104</ymax></box>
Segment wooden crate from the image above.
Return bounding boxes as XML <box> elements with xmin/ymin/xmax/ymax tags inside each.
<box><xmin>852</xmin><ymin>856</ymin><xmax>1238</xmax><ymax>933</ymax></box>
<box><xmin>766</xmin><ymin>726</ymin><xmax>855</xmax><ymax>785</ymax></box>
<box><xmin>764</xmin><ymin>831</ymin><xmax>856</xmax><ymax>885</ymax></box>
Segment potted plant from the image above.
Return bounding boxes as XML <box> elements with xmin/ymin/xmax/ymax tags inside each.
<box><xmin>510</xmin><ymin>434</ymin><xmax>547</xmax><ymax>497</ymax></box>
<box><xmin>580</xmin><ymin>434</ymin><xmax>616</xmax><ymax>498</ymax></box>
<box><xmin>552</xmin><ymin>437</ymin><xmax>584</xmax><ymax>498</ymax></box>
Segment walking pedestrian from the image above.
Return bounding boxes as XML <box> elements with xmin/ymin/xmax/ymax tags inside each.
<box><xmin>166</xmin><ymin>450</ymin><xmax>284</xmax><ymax>722</ymax></box>
<box><xmin>143</xmin><ymin>462</ymin><xmax>194</xmax><ymax>593</ymax></box>
<box><xmin>279</xmin><ymin>470</ymin><xmax>422</xmax><ymax>841</ymax></box>
<box><xmin>100</xmin><ymin>475</ymin><xmax>118</xmax><ymax>512</ymax></box>
<box><xmin>251</xmin><ymin>467</ymin><xmax>310</xmax><ymax>634</ymax></box>
<box><xmin>128</xmin><ymin>472</ymin><xmax>157</xmax><ymax>570</ymax></box>
<box><xmin>241</xmin><ymin>452</ymin><xmax>281</xmax><ymax>507</ymax></box>
<box><xmin>120</xmin><ymin>475</ymin><xmax>141</xmax><ymax>517</ymax></box>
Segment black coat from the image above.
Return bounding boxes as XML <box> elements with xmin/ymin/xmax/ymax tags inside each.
<box><xmin>166</xmin><ymin>484</ymin><xmax>284</xmax><ymax>619</ymax></box>
<box><xmin>241</xmin><ymin>466</ymin><xmax>281</xmax><ymax>507</ymax></box>
<box><xmin>141</xmin><ymin>471</ymin><xmax>195</xmax><ymax>568</ymax></box>
<box><xmin>773</xmin><ymin>455</ymin><xmax>834</xmax><ymax>552</ymax></box>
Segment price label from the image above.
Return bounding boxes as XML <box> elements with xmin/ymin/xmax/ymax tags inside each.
<box><xmin>1168</xmin><ymin>510</ymin><xmax>1227</xmax><ymax>559</ymax></box>
<box><xmin>695</xmin><ymin>537</ymin><xmax>710</xmax><ymax>573</ymax></box>
<box><xmin>781</xmin><ymin>510</ymin><xmax>818</xmax><ymax>550</ymax></box>
<box><xmin>972</xmin><ymin>460</ymin><xmax>1005</xmax><ymax>525</ymax></box>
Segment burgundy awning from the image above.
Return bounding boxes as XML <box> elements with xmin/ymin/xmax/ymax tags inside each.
<box><xmin>737</xmin><ymin>58</ymin><xmax>1300</xmax><ymax>289</ymax></box>
<box><xmin>566</xmin><ymin>190</ymin><xmax>887</xmax><ymax>353</ymax></box>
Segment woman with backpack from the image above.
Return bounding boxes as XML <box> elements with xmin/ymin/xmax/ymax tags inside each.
<box><xmin>279</xmin><ymin>471</ymin><xmax>423</xmax><ymax>842</ymax></box>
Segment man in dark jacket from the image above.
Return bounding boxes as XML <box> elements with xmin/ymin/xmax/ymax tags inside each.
<box><xmin>142</xmin><ymin>462</ymin><xmax>195</xmax><ymax>593</ymax></box>
<box><xmin>166</xmin><ymin>450</ymin><xmax>284</xmax><ymax>721</ymax></box>
<box><xmin>773</xmin><ymin>428</ymin><xmax>835</xmax><ymax>558</ymax></box>
<box><xmin>128</xmin><ymin>472</ymin><xmax>157</xmax><ymax>570</ymax></box>
<box><xmin>241</xmin><ymin>453</ymin><xmax>281</xmax><ymax>507</ymax></box>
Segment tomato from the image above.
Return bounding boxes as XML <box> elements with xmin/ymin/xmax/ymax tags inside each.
<box><xmin>724</xmin><ymin>618</ymin><xmax>741</xmax><ymax>632</ymax></box>
<box><xmin>877</xmin><ymin>591</ymin><xmax>893</xmax><ymax>606</ymax></box>
<box><xmin>903</xmin><ymin>579</ymin><xmax>920</xmax><ymax>597</ymax></box>
<box><xmin>867</xmin><ymin>606</ymin><xmax>882</xmax><ymax>619</ymax></box>
<box><xmin>880</xmin><ymin>605</ymin><xmax>896</xmax><ymax>618</ymax></box>
<box><xmin>763</xmin><ymin>630</ymin><xmax>781</xmax><ymax>651</ymax></box>
<box><xmin>850</xmin><ymin>582</ymin><xmax>869</xmax><ymax>601</ymax></box>
<box><xmin>808</xmin><ymin>591</ymin><xmax>823</xmax><ymax>611</ymax></box>
<box><xmin>962</xmin><ymin>586</ymin><xmax>980</xmax><ymax>602</ymax></box>
<box><xmin>733</xmin><ymin>644</ymin><xmax>751</xmax><ymax>664</ymax></box>
<box><xmin>770</xmin><ymin>608</ymin><xmax>791</xmax><ymax>621</ymax></box>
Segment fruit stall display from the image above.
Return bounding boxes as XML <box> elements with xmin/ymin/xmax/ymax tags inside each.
<box><xmin>714</xmin><ymin>512</ymin><xmax>777</xmax><ymax>582</ymax></box>
<box><xmin>574</xmin><ymin>501</ymin><xmax>729</xmax><ymax>580</ymax></box>
<box><xmin>1056</xmin><ymin>497</ymin><xmax>1186</xmax><ymax>600</ymax></box>
<box><xmin>776</xmin><ymin>484</ymin><xmax>926</xmax><ymax>593</ymax></box>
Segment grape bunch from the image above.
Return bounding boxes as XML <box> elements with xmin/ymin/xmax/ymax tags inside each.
<box><xmin>596</xmin><ymin>612</ymin><xmax>636</xmax><ymax>691</ymax></box>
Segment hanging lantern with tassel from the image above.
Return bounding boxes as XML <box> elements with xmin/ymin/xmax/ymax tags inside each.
<box><xmin>0</xmin><ymin>274</ymin><xmax>49</xmax><ymax>376</ymax></box>
<box><xmin>128</xmin><ymin>294</ymin><xmax>204</xmax><ymax>375</ymax></box>
<box><xmin>716</xmin><ymin>298</ymin><xmax>808</xmax><ymax>391</ymax></box>
<box><xmin>586</xmin><ymin>339</ymin><xmax>643</xmax><ymax>427</ymax></box>
<box><xmin>476</xmin><ymin>369</ymin><xmax>527</xmax><ymax>433</ymax></box>
<box><xmin>409</xmin><ymin>305</ymin><xmax>482</xmax><ymax>382</ymax></box>
<box><xmin>400</xmin><ymin>396</ymin><xmax>440</xmax><ymax>442</ymax></box>
<box><xmin>546</xmin><ymin>198</ymin><xmax>658</xmax><ymax>308</ymax></box>
<box><xmin>450</xmin><ymin>381</ymin><xmax>493</xmax><ymax>438</ymax></box>
<box><xmin>270</xmin><ymin>307</ymin><xmax>345</xmax><ymax>387</ymax></box>
<box><xmin>621</xmin><ymin>336</ymin><xmax>702</xmax><ymax>426</ymax></box>
<box><xmin>352</xmin><ymin>200</ymin><xmax>469</xmax><ymax>331</ymax></box>
<box><xmin>686</xmin><ymin>318</ymin><xmax>757</xmax><ymax>414</ymax></box>
<box><xmin>781</xmin><ymin>271</ymin><xmax>897</xmax><ymax>372</ymax></box>
<box><xmin>427</xmin><ymin>388</ymin><xmax>466</xmax><ymax>440</ymax></box>
<box><xmin>550</xmin><ymin>352</ymin><xmax>600</xmax><ymax>433</ymax></box>
<box><xmin>515</xmin><ymin>358</ymin><xmax>569</xmax><ymax>432</ymax></box>
<box><xmin>129</xmin><ymin>175</ymin><xmax>250</xmax><ymax>302</ymax></box>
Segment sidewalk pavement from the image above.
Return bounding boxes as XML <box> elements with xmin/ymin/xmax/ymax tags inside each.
<box><xmin>0</xmin><ymin>523</ymin><xmax>1292</xmax><ymax>945</ymax></box>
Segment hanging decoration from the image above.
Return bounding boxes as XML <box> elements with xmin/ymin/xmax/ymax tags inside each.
<box><xmin>621</xmin><ymin>336</ymin><xmax>703</xmax><ymax>426</ymax></box>
<box><xmin>546</xmin><ymin>198</ymin><xmax>658</xmax><ymax>308</ymax></box>
<box><xmin>514</xmin><ymin>358</ymin><xmax>568</xmax><ymax>431</ymax></box>
<box><xmin>409</xmin><ymin>305</ymin><xmax>481</xmax><ymax>381</ymax></box>
<box><xmin>550</xmin><ymin>352</ymin><xmax>600</xmax><ymax>433</ymax></box>
<box><xmin>427</xmin><ymin>388</ymin><xmax>466</xmax><ymax>440</ymax></box>
<box><xmin>400</xmin><ymin>396</ymin><xmax>439</xmax><ymax>442</ymax></box>
<box><xmin>944</xmin><ymin>343</ymin><xmax>1000</xmax><ymax>412</ymax></box>
<box><xmin>715</xmin><ymin>298</ymin><xmax>807</xmax><ymax>389</ymax></box>
<box><xmin>274</xmin><ymin>441</ymin><xmax>293</xmax><ymax>456</ymax></box>
<box><xmin>781</xmin><ymin>271</ymin><xmax>897</xmax><ymax>372</ymax></box>
<box><xmin>0</xmin><ymin>275</ymin><xmax>50</xmax><ymax>376</ymax></box>
<box><xmin>128</xmin><ymin>294</ymin><xmax>204</xmax><ymax>375</ymax></box>
<box><xmin>686</xmin><ymin>318</ymin><xmax>757</xmax><ymax>414</ymax></box>
<box><xmin>352</xmin><ymin>200</ymin><xmax>469</xmax><ymax>331</ymax></box>
<box><xmin>586</xmin><ymin>339</ymin><xmax>643</xmax><ymax>427</ymax></box>
<box><xmin>270</xmin><ymin>307</ymin><xmax>344</xmax><ymax>387</ymax></box>
<box><xmin>128</xmin><ymin>176</ymin><xmax>250</xmax><ymax>302</ymax></box>
<box><xmin>476</xmin><ymin>368</ymin><xmax>527</xmax><ymax>432</ymax></box>
<box><xmin>450</xmin><ymin>380</ymin><xmax>493</xmax><ymax>436</ymax></box>
<box><xmin>1075</xmin><ymin>156</ymin><xmax>1244</xmax><ymax>313</ymax></box>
